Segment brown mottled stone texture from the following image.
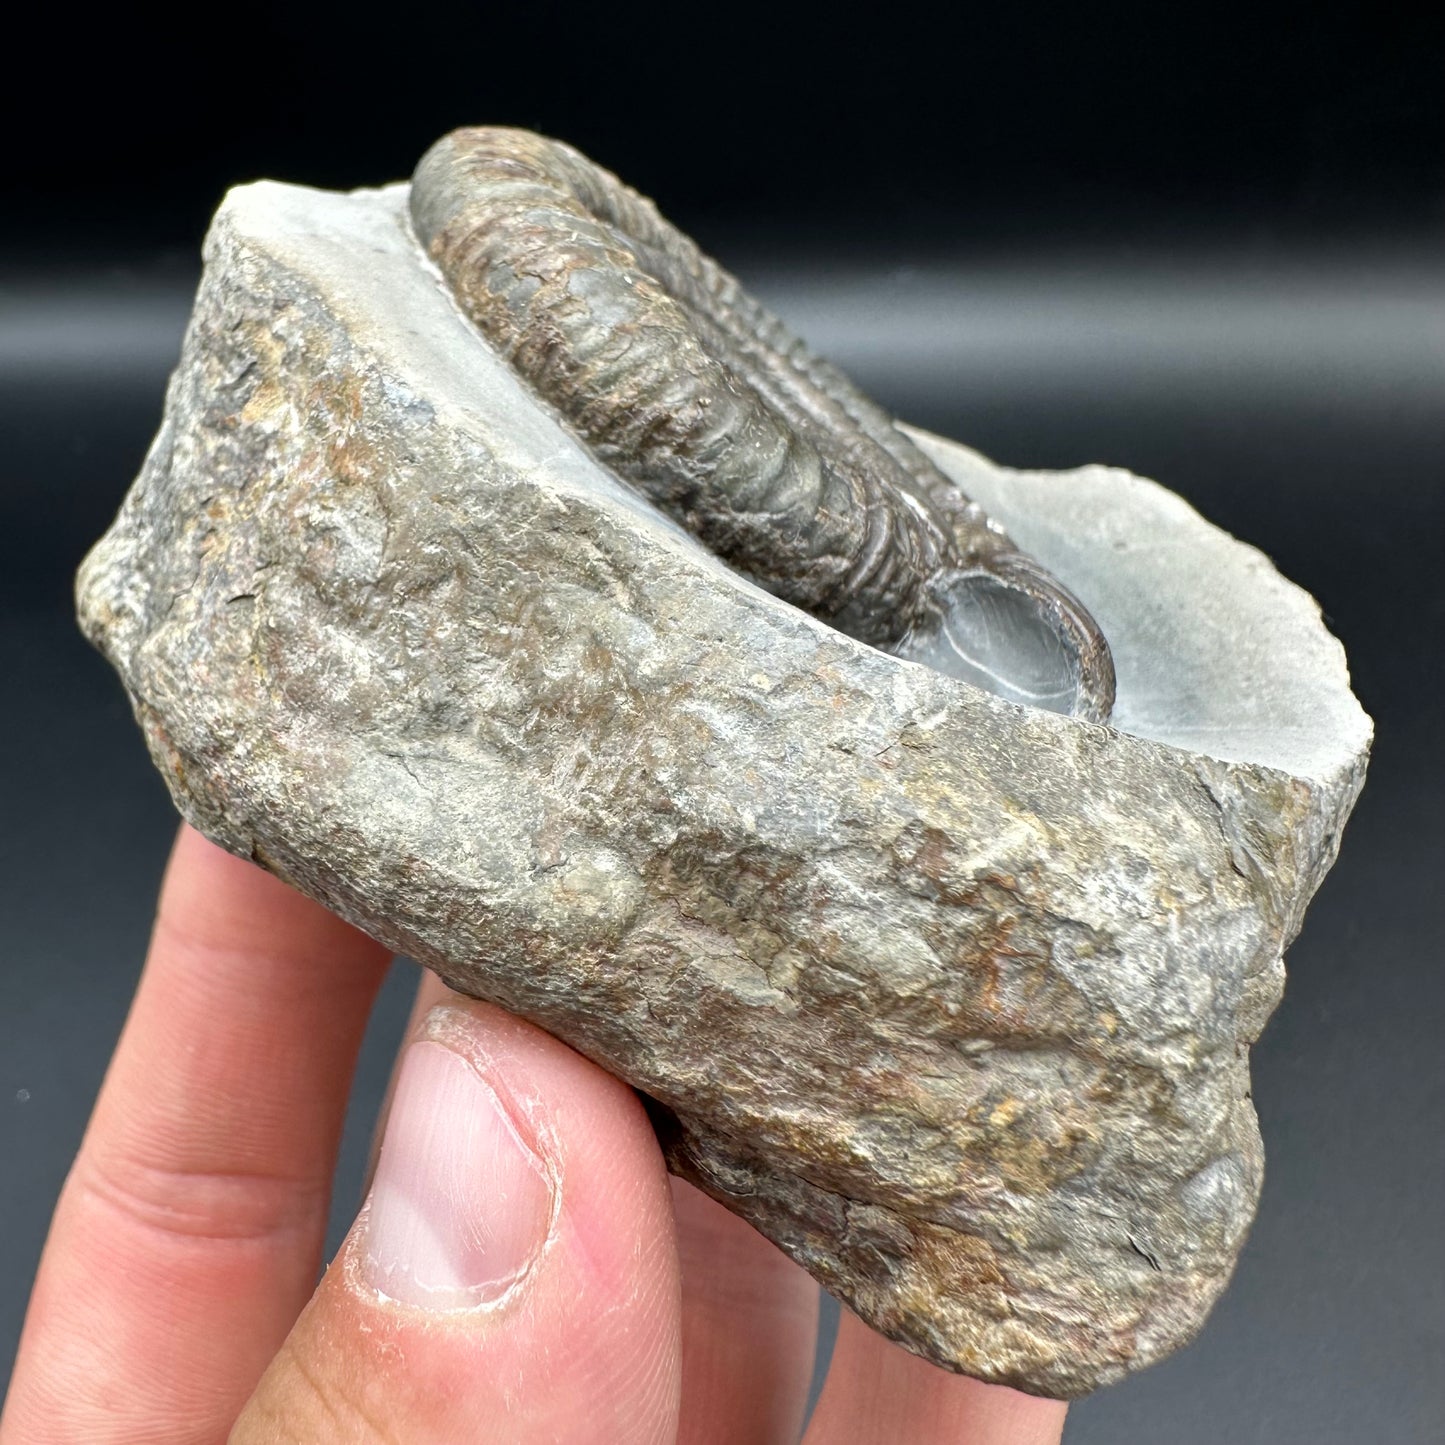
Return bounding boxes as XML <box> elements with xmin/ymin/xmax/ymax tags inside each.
<box><xmin>76</xmin><ymin>181</ymin><xmax>1370</xmax><ymax>1397</ymax></box>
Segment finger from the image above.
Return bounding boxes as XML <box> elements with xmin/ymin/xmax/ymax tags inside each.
<box><xmin>383</xmin><ymin>969</ymin><xmax>820</xmax><ymax>1445</ymax></box>
<box><xmin>672</xmin><ymin>1179</ymin><xmax>819</xmax><ymax>1445</ymax></box>
<box><xmin>1</xmin><ymin>825</ymin><xmax>392</xmax><ymax>1445</ymax></box>
<box><xmin>232</xmin><ymin>996</ymin><xmax>683</xmax><ymax>1443</ymax></box>
<box><xmin>358</xmin><ymin>963</ymin><xmax>451</xmax><ymax>1197</ymax></box>
<box><xmin>803</xmin><ymin>1308</ymin><xmax>1067</xmax><ymax>1445</ymax></box>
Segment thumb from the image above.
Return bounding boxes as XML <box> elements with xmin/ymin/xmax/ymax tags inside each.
<box><xmin>233</xmin><ymin>997</ymin><xmax>683</xmax><ymax>1444</ymax></box>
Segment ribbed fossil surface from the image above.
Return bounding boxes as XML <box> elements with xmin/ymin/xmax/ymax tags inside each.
<box><xmin>408</xmin><ymin>127</ymin><xmax>1115</xmax><ymax>721</ymax></box>
<box><xmin>77</xmin><ymin>180</ymin><xmax>1369</xmax><ymax>1397</ymax></box>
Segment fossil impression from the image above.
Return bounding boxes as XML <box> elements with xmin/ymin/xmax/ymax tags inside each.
<box><xmin>77</xmin><ymin>131</ymin><xmax>1370</xmax><ymax>1398</ymax></box>
<box><xmin>409</xmin><ymin>129</ymin><xmax>1115</xmax><ymax>722</ymax></box>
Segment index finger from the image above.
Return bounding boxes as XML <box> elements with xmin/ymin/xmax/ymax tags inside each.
<box><xmin>1</xmin><ymin>824</ymin><xmax>393</xmax><ymax>1444</ymax></box>
<box><xmin>804</xmin><ymin>1309</ymin><xmax>1067</xmax><ymax>1445</ymax></box>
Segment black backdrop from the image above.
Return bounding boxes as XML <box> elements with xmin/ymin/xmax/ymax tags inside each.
<box><xmin>8</xmin><ymin>0</ymin><xmax>1443</xmax><ymax>260</ymax></box>
<box><xmin>3</xmin><ymin>3</ymin><xmax>1442</xmax><ymax>1440</ymax></box>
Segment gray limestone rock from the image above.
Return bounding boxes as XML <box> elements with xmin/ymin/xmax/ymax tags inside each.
<box><xmin>76</xmin><ymin>180</ymin><xmax>1370</xmax><ymax>1398</ymax></box>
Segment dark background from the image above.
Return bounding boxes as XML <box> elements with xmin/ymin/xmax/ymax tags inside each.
<box><xmin>3</xmin><ymin>4</ymin><xmax>1442</xmax><ymax>1440</ymax></box>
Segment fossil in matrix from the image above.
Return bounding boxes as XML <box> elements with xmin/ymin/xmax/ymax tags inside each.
<box><xmin>77</xmin><ymin>131</ymin><xmax>1370</xmax><ymax>1397</ymax></box>
<box><xmin>408</xmin><ymin>127</ymin><xmax>1115</xmax><ymax>722</ymax></box>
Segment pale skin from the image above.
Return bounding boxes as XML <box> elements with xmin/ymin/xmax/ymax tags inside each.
<box><xmin>0</xmin><ymin>825</ymin><xmax>1069</xmax><ymax>1443</ymax></box>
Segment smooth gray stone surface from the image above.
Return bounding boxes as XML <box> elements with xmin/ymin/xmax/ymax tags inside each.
<box><xmin>76</xmin><ymin>182</ymin><xmax>1370</xmax><ymax>1397</ymax></box>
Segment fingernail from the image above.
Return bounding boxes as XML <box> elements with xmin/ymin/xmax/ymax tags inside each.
<box><xmin>361</xmin><ymin>1034</ymin><xmax>554</xmax><ymax>1308</ymax></box>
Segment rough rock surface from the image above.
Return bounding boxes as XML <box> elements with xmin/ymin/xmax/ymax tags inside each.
<box><xmin>77</xmin><ymin>181</ymin><xmax>1371</xmax><ymax>1397</ymax></box>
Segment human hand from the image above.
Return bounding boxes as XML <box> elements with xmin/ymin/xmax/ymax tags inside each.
<box><xmin>2</xmin><ymin>825</ymin><xmax>1068</xmax><ymax>1443</ymax></box>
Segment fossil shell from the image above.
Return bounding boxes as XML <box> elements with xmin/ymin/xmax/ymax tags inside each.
<box><xmin>76</xmin><ymin>180</ymin><xmax>1369</xmax><ymax>1397</ymax></box>
<box><xmin>411</xmin><ymin>127</ymin><xmax>1115</xmax><ymax>721</ymax></box>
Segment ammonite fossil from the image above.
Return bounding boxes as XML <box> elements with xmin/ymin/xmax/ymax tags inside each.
<box><xmin>411</xmin><ymin>127</ymin><xmax>1116</xmax><ymax>722</ymax></box>
<box><xmin>77</xmin><ymin>160</ymin><xmax>1371</xmax><ymax>1396</ymax></box>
